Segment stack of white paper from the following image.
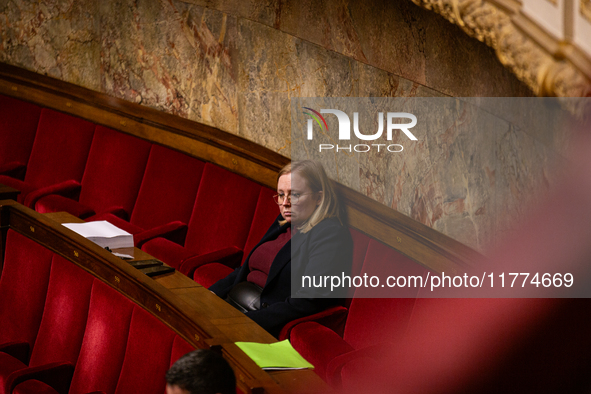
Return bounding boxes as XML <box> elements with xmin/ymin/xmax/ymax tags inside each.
<box><xmin>63</xmin><ymin>221</ymin><xmax>134</xmax><ymax>249</ymax></box>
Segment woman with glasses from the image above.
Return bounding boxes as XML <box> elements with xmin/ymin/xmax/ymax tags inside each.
<box><xmin>209</xmin><ymin>160</ymin><xmax>352</xmax><ymax>337</ymax></box>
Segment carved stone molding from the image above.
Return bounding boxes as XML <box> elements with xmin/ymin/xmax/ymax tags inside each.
<box><xmin>411</xmin><ymin>0</ymin><xmax>590</xmax><ymax>115</ymax></box>
<box><xmin>582</xmin><ymin>0</ymin><xmax>591</xmax><ymax>23</ymax></box>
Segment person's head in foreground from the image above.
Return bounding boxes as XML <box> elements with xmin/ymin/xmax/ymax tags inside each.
<box><xmin>165</xmin><ymin>349</ymin><xmax>236</xmax><ymax>394</ymax></box>
<box><xmin>276</xmin><ymin>159</ymin><xmax>341</xmax><ymax>232</ymax></box>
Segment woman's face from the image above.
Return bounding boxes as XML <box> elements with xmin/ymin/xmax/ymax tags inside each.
<box><xmin>277</xmin><ymin>172</ymin><xmax>321</xmax><ymax>226</ymax></box>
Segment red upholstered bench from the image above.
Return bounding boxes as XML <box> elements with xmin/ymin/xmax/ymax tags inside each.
<box><xmin>192</xmin><ymin>187</ymin><xmax>278</xmax><ymax>288</ymax></box>
<box><xmin>0</xmin><ymin>95</ymin><xmax>41</xmax><ymax>180</ymax></box>
<box><xmin>0</xmin><ymin>94</ymin><xmax>287</xmax><ymax>291</ymax></box>
<box><xmin>34</xmin><ymin>125</ymin><xmax>152</xmax><ymax>221</ymax></box>
<box><xmin>275</xmin><ymin>228</ymin><xmax>373</xmax><ymax>341</ymax></box>
<box><xmin>0</xmin><ymin>229</ymin><xmax>197</xmax><ymax>394</ymax></box>
<box><xmin>84</xmin><ymin>144</ymin><xmax>206</xmax><ymax>247</ymax></box>
<box><xmin>289</xmin><ymin>237</ymin><xmax>430</xmax><ymax>387</ymax></box>
<box><xmin>0</xmin><ymin>108</ymin><xmax>95</xmax><ymax>207</ymax></box>
<box><xmin>141</xmin><ymin>163</ymin><xmax>264</xmax><ymax>275</ymax></box>
<box><xmin>0</xmin><ymin>239</ymin><xmax>95</xmax><ymax>394</ymax></box>
<box><xmin>0</xmin><ymin>231</ymin><xmax>54</xmax><ymax>368</ymax></box>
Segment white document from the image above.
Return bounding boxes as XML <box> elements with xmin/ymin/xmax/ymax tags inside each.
<box><xmin>63</xmin><ymin>221</ymin><xmax>134</xmax><ymax>249</ymax></box>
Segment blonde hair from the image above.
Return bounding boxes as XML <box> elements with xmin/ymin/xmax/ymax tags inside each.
<box><xmin>277</xmin><ymin>160</ymin><xmax>341</xmax><ymax>233</ymax></box>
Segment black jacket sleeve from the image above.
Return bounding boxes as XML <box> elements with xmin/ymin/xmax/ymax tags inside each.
<box><xmin>208</xmin><ymin>266</ymin><xmax>241</xmax><ymax>299</ymax></box>
<box><xmin>246</xmin><ymin>218</ymin><xmax>352</xmax><ymax>337</ymax></box>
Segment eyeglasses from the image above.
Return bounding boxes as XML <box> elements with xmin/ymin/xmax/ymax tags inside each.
<box><xmin>272</xmin><ymin>192</ymin><xmax>315</xmax><ymax>205</ymax></box>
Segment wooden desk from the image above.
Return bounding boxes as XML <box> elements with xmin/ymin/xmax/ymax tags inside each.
<box><xmin>44</xmin><ymin>211</ymin><xmax>186</xmax><ymax>284</ymax></box>
<box><xmin>0</xmin><ymin>184</ymin><xmax>19</xmax><ymax>201</ymax></box>
<box><xmin>40</xmin><ymin>210</ymin><xmax>328</xmax><ymax>393</ymax></box>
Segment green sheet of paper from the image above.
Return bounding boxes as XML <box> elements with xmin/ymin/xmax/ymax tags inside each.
<box><xmin>235</xmin><ymin>340</ymin><xmax>314</xmax><ymax>370</ymax></box>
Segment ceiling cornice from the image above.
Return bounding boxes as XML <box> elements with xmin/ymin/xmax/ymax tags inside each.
<box><xmin>411</xmin><ymin>0</ymin><xmax>590</xmax><ymax>115</ymax></box>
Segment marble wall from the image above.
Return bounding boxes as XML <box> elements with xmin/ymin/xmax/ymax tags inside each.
<box><xmin>2</xmin><ymin>0</ymin><xmax>565</xmax><ymax>254</ymax></box>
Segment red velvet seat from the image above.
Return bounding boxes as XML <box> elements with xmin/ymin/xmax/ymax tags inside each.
<box><xmin>35</xmin><ymin>126</ymin><xmax>152</xmax><ymax>220</ymax></box>
<box><xmin>113</xmin><ymin>306</ymin><xmax>177</xmax><ymax>394</ymax></box>
<box><xmin>2</xmin><ymin>235</ymin><xmax>197</xmax><ymax>394</ymax></box>
<box><xmin>86</xmin><ymin>144</ymin><xmax>206</xmax><ymax>246</ymax></box>
<box><xmin>0</xmin><ymin>255</ymin><xmax>94</xmax><ymax>394</ymax></box>
<box><xmin>65</xmin><ymin>280</ymin><xmax>135</xmax><ymax>394</ymax></box>
<box><xmin>0</xmin><ymin>108</ymin><xmax>95</xmax><ymax>206</ymax></box>
<box><xmin>192</xmin><ymin>186</ymin><xmax>278</xmax><ymax>287</ymax></box>
<box><xmin>277</xmin><ymin>228</ymin><xmax>373</xmax><ymax>340</ymax></box>
<box><xmin>0</xmin><ymin>95</ymin><xmax>42</xmax><ymax>180</ymax></box>
<box><xmin>1</xmin><ymin>231</ymin><xmax>197</xmax><ymax>394</ymax></box>
<box><xmin>142</xmin><ymin>163</ymin><xmax>261</xmax><ymax>274</ymax></box>
<box><xmin>290</xmin><ymin>239</ymin><xmax>429</xmax><ymax>387</ymax></box>
<box><xmin>0</xmin><ymin>230</ymin><xmax>54</xmax><ymax>367</ymax></box>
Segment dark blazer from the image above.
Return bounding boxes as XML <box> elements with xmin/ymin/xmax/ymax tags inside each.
<box><xmin>210</xmin><ymin>215</ymin><xmax>352</xmax><ymax>337</ymax></box>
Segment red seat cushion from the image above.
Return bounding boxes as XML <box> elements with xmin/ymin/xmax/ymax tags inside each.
<box><xmin>86</xmin><ymin>213</ymin><xmax>144</xmax><ymax>235</ymax></box>
<box><xmin>85</xmin><ymin>146</ymin><xmax>206</xmax><ymax>245</ymax></box>
<box><xmin>193</xmin><ymin>262</ymin><xmax>234</xmax><ymax>287</ymax></box>
<box><xmin>142</xmin><ymin>237</ymin><xmax>187</xmax><ymax>269</ymax></box>
<box><xmin>290</xmin><ymin>322</ymin><xmax>354</xmax><ymax>381</ymax></box>
<box><xmin>34</xmin><ymin>194</ymin><xmax>95</xmax><ymax>218</ymax></box>
<box><xmin>290</xmin><ymin>238</ymin><xmax>428</xmax><ymax>386</ymax></box>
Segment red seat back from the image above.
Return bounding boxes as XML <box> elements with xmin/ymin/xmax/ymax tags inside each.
<box><xmin>78</xmin><ymin>126</ymin><xmax>152</xmax><ymax>217</ymax></box>
<box><xmin>114</xmin><ymin>306</ymin><xmax>177</xmax><ymax>394</ymax></box>
<box><xmin>68</xmin><ymin>280</ymin><xmax>135</xmax><ymax>394</ymax></box>
<box><xmin>183</xmin><ymin>163</ymin><xmax>260</xmax><ymax>256</ymax></box>
<box><xmin>169</xmin><ymin>336</ymin><xmax>196</xmax><ymax>368</ymax></box>
<box><xmin>346</xmin><ymin>228</ymin><xmax>372</xmax><ymax>304</ymax></box>
<box><xmin>343</xmin><ymin>240</ymin><xmax>428</xmax><ymax>350</ymax></box>
<box><xmin>0</xmin><ymin>230</ymin><xmax>53</xmax><ymax>353</ymax></box>
<box><xmin>130</xmin><ymin>145</ymin><xmax>205</xmax><ymax>230</ymax></box>
<box><xmin>0</xmin><ymin>95</ymin><xmax>41</xmax><ymax>176</ymax></box>
<box><xmin>241</xmin><ymin>187</ymin><xmax>280</xmax><ymax>264</ymax></box>
<box><xmin>28</xmin><ymin>256</ymin><xmax>94</xmax><ymax>368</ymax></box>
<box><xmin>25</xmin><ymin>109</ymin><xmax>95</xmax><ymax>188</ymax></box>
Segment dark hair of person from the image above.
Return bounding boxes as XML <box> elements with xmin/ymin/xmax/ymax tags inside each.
<box><xmin>165</xmin><ymin>349</ymin><xmax>236</xmax><ymax>394</ymax></box>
